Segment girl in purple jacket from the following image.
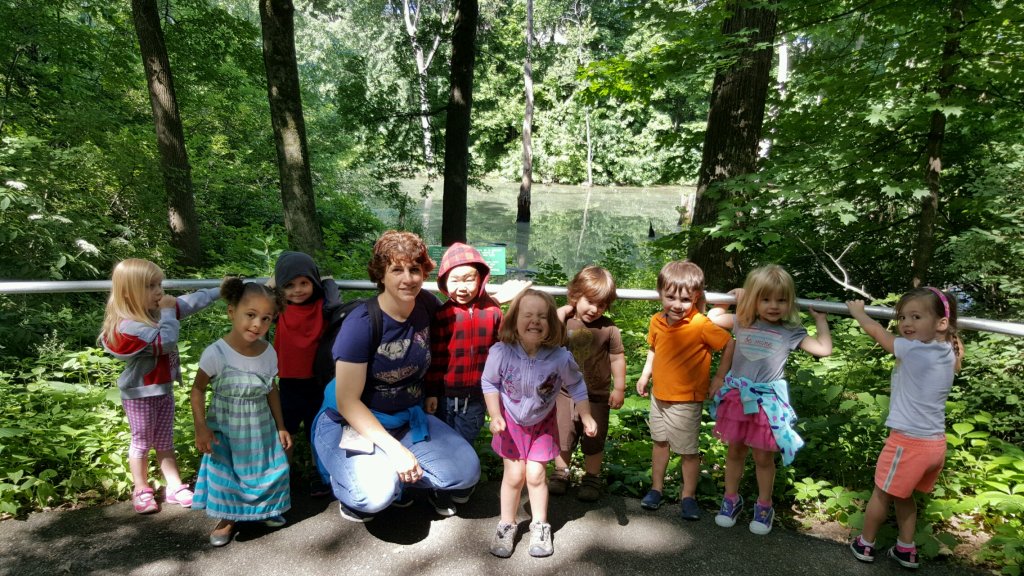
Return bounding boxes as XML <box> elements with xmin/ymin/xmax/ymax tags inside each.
<box><xmin>482</xmin><ymin>289</ymin><xmax>596</xmax><ymax>559</ymax></box>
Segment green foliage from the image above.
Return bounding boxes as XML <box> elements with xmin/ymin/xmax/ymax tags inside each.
<box><xmin>0</xmin><ymin>347</ymin><xmax>153</xmax><ymax>516</ymax></box>
<box><xmin>1</xmin><ymin>0</ymin><xmax>1023</xmax><ymax>571</ymax></box>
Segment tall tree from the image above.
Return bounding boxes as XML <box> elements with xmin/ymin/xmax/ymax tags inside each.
<box><xmin>441</xmin><ymin>0</ymin><xmax>479</xmax><ymax>246</ymax></box>
<box><xmin>516</xmin><ymin>0</ymin><xmax>535</xmax><ymax>224</ymax></box>
<box><xmin>131</xmin><ymin>0</ymin><xmax>202</xmax><ymax>268</ymax></box>
<box><xmin>259</xmin><ymin>0</ymin><xmax>323</xmax><ymax>254</ymax></box>
<box><xmin>394</xmin><ymin>0</ymin><xmax>449</xmax><ymax>173</ymax></box>
<box><xmin>910</xmin><ymin>0</ymin><xmax>965</xmax><ymax>288</ymax></box>
<box><xmin>687</xmin><ymin>0</ymin><xmax>778</xmax><ymax>289</ymax></box>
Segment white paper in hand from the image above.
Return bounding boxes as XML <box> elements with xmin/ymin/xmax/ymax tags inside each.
<box><xmin>338</xmin><ymin>425</ymin><xmax>374</xmax><ymax>454</ymax></box>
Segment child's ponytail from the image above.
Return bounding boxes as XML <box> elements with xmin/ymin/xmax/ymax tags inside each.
<box><xmin>925</xmin><ymin>287</ymin><xmax>963</xmax><ymax>372</ymax></box>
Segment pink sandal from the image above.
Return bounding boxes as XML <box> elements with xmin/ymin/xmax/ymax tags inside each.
<box><xmin>164</xmin><ymin>484</ymin><xmax>194</xmax><ymax>508</ymax></box>
<box><xmin>132</xmin><ymin>488</ymin><xmax>159</xmax><ymax>514</ymax></box>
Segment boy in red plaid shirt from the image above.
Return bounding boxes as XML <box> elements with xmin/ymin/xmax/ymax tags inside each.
<box><xmin>427</xmin><ymin>243</ymin><xmax>528</xmax><ymax>511</ymax></box>
<box><xmin>427</xmin><ymin>244</ymin><xmax>499</xmax><ymax>441</ymax></box>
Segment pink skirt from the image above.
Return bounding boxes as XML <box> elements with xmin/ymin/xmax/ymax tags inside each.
<box><xmin>712</xmin><ymin>389</ymin><xmax>779</xmax><ymax>452</ymax></box>
<box><xmin>491</xmin><ymin>405</ymin><xmax>559</xmax><ymax>462</ymax></box>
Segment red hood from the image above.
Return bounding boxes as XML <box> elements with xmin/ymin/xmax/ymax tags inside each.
<box><xmin>437</xmin><ymin>242</ymin><xmax>491</xmax><ymax>300</ymax></box>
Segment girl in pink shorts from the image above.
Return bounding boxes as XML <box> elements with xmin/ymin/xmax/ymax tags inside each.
<box><xmin>709</xmin><ymin>265</ymin><xmax>833</xmax><ymax>535</ymax></box>
<box><xmin>846</xmin><ymin>287</ymin><xmax>963</xmax><ymax>569</ymax></box>
<box><xmin>100</xmin><ymin>259</ymin><xmax>219</xmax><ymax>514</ymax></box>
<box><xmin>481</xmin><ymin>289</ymin><xmax>596</xmax><ymax>559</ymax></box>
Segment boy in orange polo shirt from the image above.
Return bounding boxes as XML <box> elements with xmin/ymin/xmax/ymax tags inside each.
<box><xmin>635</xmin><ymin>260</ymin><xmax>733</xmax><ymax>520</ymax></box>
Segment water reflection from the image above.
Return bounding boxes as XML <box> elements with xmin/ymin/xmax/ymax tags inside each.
<box><xmin>394</xmin><ymin>179</ymin><xmax>693</xmax><ymax>274</ymax></box>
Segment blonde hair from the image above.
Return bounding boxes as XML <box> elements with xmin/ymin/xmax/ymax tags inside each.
<box><xmin>896</xmin><ymin>287</ymin><xmax>964</xmax><ymax>372</ymax></box>
<box><xmin>498</xmin><ymin>289</ymin><xmax>566</xmax><ymax>349</ymax></box>
<box><xmin>567</xmin><ymin>265</ymin><xmax>617</xmax><ymax>310</ymax></box>
<box><xmin>657</xmin><ymin>260</ymin><xmax>706</xmax><ymax>310</ymax></box>
<box><xmin>100</xmin><ymin>258</ymin><xmax>164</xmax><ymax>346</ymax></box>
<box><xmin>735</xmin><ymin>265</ymin><xmax>800</xmax><ymax>327</ymax></box>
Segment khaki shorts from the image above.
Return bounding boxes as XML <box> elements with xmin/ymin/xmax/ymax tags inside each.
<box><xmin>648</xmin><ymin>398</ymin><xmax>702</xmax><ymax>455</ymax></box>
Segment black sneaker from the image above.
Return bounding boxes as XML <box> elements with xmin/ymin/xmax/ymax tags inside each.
<box><xmin>850</xmin><ymin>536</ymin><xmax>875</xmax><ymax>563</ymax></box>
<box><xmin>888</xmin><ymin>546</ymin><xmax>919</xmax><ymax>569</ymax></box>
<box><xmin>451</xmin><ymin>485</ymin><xmax>475</xmax><ymax>504</ymax></box>
<box><xmin>338</xmin><ymin>502</ymin><xmax>374</xmax><ymax>523</ymax></box>
<box><xmin>308</xmin><ymin>478</ymin><xmax>331</xmax><ymax>498</ymax></box>
<box><xmin>429</xmin><ymin>490</ymin><xmax>457</xmax><ymax>517</ymax></box>
<box><xmin>391</xmin><ymin>490</ymin><xmax>414</xmax><ymax>508</ymax></box>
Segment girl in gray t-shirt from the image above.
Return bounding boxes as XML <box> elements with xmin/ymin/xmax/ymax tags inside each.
<box><xmin>846</xmin><ymin>287</ymin><xmax>962</xmax><ymax>569</ymax></box>
<box><xmin>709</xmin><ymin>265</ymin><xmax>832</xmax><ymax>536</ymax></box>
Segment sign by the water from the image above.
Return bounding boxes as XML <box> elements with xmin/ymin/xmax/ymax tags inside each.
<box><xmin>428</xmin><ymin>245</ymin><xmax>507</xmax><ymax>276</ymax></box>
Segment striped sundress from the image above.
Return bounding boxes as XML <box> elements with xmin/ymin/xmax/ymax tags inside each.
<box><xmin>192</xmin><ymin>340</ymin><xmax>291</xmax><ymax>521</ymax></box>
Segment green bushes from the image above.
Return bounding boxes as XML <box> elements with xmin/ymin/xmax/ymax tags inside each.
<box><xmin>0</xmin><ymin>317</ymin><xmax>217</xmax><ymax>517</ymax></box>
<box><xmin>1</xmin><ymin>347</ymin><xmax>140</xmax><ymax>515</ymax></box>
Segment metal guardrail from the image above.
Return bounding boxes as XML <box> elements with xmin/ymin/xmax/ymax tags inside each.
<box><xmin>1</xmin><ymin>279</ymin><xmax>1023</xmax><ymax>337</ymax></box>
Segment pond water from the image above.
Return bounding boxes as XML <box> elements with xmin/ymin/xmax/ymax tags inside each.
<box><xmin>393</xmin><ymin>178</ymin><xmax>695</xmax><ymax>276</ymax></box>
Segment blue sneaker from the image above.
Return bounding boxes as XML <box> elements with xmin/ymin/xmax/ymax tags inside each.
<box><xmin>714</xmin><ymin>495</ymin><xmax>743</xmax><ymax>528</ymax></box>
<box><xmin>640</xmin><ymin>489</ymin><xmax>663</xmax><ymax>510</ymax></box>
<box><xmin>680</xmin><ymin>497</ymin><xmax>701</xmax><ymax>520</ymax></box>
<box><xmin>749</xmin><ymin>501</ymin><xmax>774</xmax><ymax>535</ymax></box>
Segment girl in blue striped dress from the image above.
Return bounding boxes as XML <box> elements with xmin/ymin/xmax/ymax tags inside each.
<box><xmin>190</xmin><ymin>278</ymin><xmax>292</xmax><ymax>547</ymax></box>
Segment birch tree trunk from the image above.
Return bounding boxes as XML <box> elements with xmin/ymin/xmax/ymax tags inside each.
<box><xmin>400</xmin><ymin>0</ymin><xmax>447</xmax><ymax>174</ymax></box>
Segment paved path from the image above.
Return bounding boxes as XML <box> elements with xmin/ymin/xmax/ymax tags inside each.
<box><xmin>0</xmin><ymin>483</ymin><xmax>979</xmax><ymax>576</ymax></box>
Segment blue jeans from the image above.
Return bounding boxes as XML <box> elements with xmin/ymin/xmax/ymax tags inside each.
<box><xmin>442</xmin><ymin>396</ymin><xmax>486</xmax><ymax>446</ymax></box>
<box><xmin>313</xmin><ymin>412</ymin><xmax>480</xmax><ymax>515</ymax></box>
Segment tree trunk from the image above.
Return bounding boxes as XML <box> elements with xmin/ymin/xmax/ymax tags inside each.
<box><xmin>259</xmin><ymin>0</ymin><xmax>323</xmax><ymax>255</ymax></box>
<box><xmin>687</xmin><ymin>0</ymin><xmax>778</xmax><ymax>290</ymax></box>
<box><xmin>440</xmin><ymin>0</ymin><xmax>477</xmax><ymax>246</ymax></box>
<box><xmin>400</xmin><ymin>0</ymin><xmax>446</xmax><ymax>175</ymax></box>
<box><xmin>911</xmin><ymin>0</ymin><xmax>965</xmax><ymax>288</ymax></box>
<box><xmin>516</xmin><ymin>0</ymin><xmax>534</xmax><ymax>224</ymax></box>
<box><xmin>130</xmin><ymin>0</ymin><xmax>202</xmax><ymax>268</ymax></box>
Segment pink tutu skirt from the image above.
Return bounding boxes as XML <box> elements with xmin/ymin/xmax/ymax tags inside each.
<box><xmin>712</xmin><ymin>389</ymin><xmax>779</xmax><ymax>451</ymax></box>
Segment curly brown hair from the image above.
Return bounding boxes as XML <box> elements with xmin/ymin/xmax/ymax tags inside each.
<box><xmin>367</xmin><ymin>230</ymin><xmax>436</xmax><ymax>290</ymax></box>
